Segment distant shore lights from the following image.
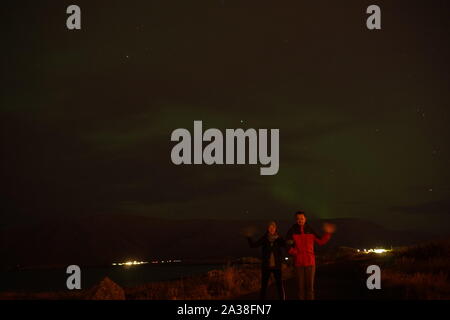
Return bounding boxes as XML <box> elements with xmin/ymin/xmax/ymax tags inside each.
<box><xmin>112</xmin><ymin>259</ymin><xmax>182</xmax><ymax>266</ymax></box>
<box><xmin>112</xmin><ymin>261</ymin><xmax>148</xmax><ymax>266</ymax></box>
<box><xmin>357</xmin><ymin>248</ymin><xmax>392</xmax><ymax>254</ymax></box>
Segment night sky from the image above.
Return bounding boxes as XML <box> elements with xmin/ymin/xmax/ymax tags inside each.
<box><xmin>2</xmin><ymin>0</ymin><xmax>450</xmax><ymax>234</ymax></box>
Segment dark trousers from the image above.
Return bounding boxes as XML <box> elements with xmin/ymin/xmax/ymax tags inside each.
<box><xmin>295</xmin><ymin>266</ymin><xmax>316</xmax><ymax>300</ymax></box>
<box><xmin>260</xmin><ymin>268</ymin><xmax>285</xmax><ymax>300</ymax></box>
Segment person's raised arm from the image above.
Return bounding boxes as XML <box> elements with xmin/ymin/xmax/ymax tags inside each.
<box><xmin>314</xmin><ymin>223</ymin><xmax>336</xmax><ymax>245</ymax></box>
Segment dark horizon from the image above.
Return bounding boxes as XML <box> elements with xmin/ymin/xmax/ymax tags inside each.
<box><xmin>0</xmin><ymin>214</ymin><xmax>434</xmax><ymax>270</ymax></box>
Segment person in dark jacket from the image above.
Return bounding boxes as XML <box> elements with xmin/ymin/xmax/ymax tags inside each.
<box><xmin>246</xmin><ymin>221</ymin><xmax>286</xmax><ymax>300</ymax></box>
<box><xmin>286</xmin><ymin>211</ymin><xmax>336</xmax><ymax>300</ymax></box>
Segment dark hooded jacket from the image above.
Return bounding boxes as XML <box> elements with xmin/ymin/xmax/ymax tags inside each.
<box><xmin>247</xmin><ymin>234</ymin><xmax>286</xmax><ymax>270</ymax></box>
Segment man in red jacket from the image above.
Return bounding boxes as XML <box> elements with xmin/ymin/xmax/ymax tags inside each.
<box><xmin>286</xmin><ymin>211</ymin><xmax>336</xmax><ymax>300</ymax></box>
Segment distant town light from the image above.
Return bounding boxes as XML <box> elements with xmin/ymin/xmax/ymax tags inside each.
<box><xmin>358</xmin><ymin>248</ymin><xmax>391</xmax><ymax>254</ymax></box>
<box><xmin>112</xmin><ymin>260</ymin><xmax>149</xmax><ymax>266</ymax></box>
<box><xmin>372</xmin><ymin>249</ymin><xmax>388</xmax><ymax>254</ymax></box>
<box><xmin>112</xmin><ymin>259</ymin><xmax>182</xmax><ymax>266</ymax></box>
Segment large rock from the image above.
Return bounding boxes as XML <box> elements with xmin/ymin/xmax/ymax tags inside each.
<box><xmin>86</xmin><ymin>277</ymin><xmax>126</xmax><ymax>300</ymax></box>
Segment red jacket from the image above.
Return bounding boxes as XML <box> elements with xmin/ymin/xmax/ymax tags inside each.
<box><xmin>286</xmin><ymin>224</ymin><xmax>331</xmax><ymax>267</ymax></box>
